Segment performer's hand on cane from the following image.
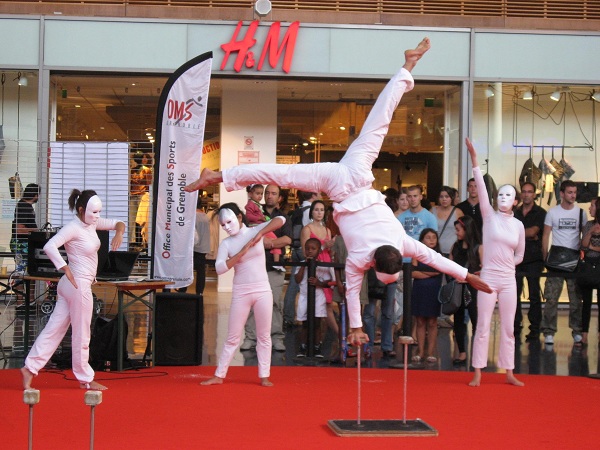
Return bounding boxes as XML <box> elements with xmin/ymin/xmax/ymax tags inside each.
<box><xmin>348</xmin><ymin>328</ymin><xmax>369</xmax><ymax>347</ymax></box>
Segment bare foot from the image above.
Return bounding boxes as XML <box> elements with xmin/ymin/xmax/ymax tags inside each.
<box><xmin>21</xmin><ymin>367</ymin><xmax>34</xmax><ymax>390</ymax></box>
<box><xmin>184</xmin><ymin>168</ymin><xmax>223</xmax><ymax>192</ymax></box>
<box><xmin>261</xmin><ymin>377</ymin><xmax>273</xmax><ymax>387</ymax></box>
<box><xmin>200</xmin><ymin>376</ymin><xmax>224</xmax><ymax>386</ymax></box>
<box><xmin>80</xmin><ymin>381</ymin><xmax>108</xmax><ymax>390</ymax></box>
<box><xmin>506</xmin><ymin>371</ymin><xmax>524</xmax><ymax>387</ymax></box>
<box><xmin>468</xmin><ymin>368</ymin><xmax>481</xmax><ymax>387</ymax></box>
<box><xmin>403</xmin><ymin>37</ymin><xmax>431</xmax><ymax>72</ymax></box>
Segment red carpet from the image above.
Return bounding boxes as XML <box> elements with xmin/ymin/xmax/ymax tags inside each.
<box><xmin>2</xmin><ymin>366</ymin><xmax>598</xmax><ymax>449</ymax></box>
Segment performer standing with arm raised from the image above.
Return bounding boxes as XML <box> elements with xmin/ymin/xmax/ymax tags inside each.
<box><xmin>201</xmin><ymin>203</ymin><xmax>285</xmax><ymax>387</ymax></box>
<box><xmin>21</xmin><ymin>189</ymin><xmax>125</xmax><ymax>391</ymax></box>
<box><xmin>185</xmin><ymin>38</ymin><xmax>491</xmax><ymax>347</ymax></box>
<box><xmin>465</xmin><ymin>138</ymin><xmax>525</xmax><ymax>387</ymax></box>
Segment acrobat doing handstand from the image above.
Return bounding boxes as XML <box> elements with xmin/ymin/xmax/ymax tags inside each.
<box><xmin>185</xmin><ymin>38</ymin><xmax>492</xmax><ymax>346</ymax></box>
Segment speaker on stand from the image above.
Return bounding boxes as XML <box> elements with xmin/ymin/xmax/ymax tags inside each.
<box><xmin>154</xmin><ymin>293</ymin><xmax>203</xmax><ymax>365</ymax></box>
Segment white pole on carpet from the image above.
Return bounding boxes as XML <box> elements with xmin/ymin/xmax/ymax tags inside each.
<box><xmin>84</xmin><ymin>390</ymin><xmax>103</xmax><ymax>450</ymax></box>
<box><xmin>23</xmin><ymin>389</ymin><xmax>40</xmax><ymax>450</ymax></box>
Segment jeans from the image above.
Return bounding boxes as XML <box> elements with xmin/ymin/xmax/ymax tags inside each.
<box><xmin>363</xmin><ymin>282</ymin><xmax>396</xmax><ymax>352</ymax></box>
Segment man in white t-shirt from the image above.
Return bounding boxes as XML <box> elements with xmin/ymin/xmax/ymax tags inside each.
<box><xmin>541</xmin><ymin>180</ymin><xmax>587</xmax><ymax>345</ymax></box>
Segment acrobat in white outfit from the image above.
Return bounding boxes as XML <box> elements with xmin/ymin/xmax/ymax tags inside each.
<box><xmin>466</xmin><ymin>138</ymin><xmax>525</xmax><ymax>387</ymax></box>
<box><xmin>201</xmin><ymin>203</ymin><xmax>285</xmax><ymax>387</ymax></box>
<box><xmin>21</xmin><ymin>189</ymin><xmax>125</xmax><ymax>391</ymax></box>
<box><xmin>186</xmin><ymin>39</ymin><xmax>491</xmax><ymax>345</ymax></box>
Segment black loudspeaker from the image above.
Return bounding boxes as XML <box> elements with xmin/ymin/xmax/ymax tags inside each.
<box><xmin>154</xmin><ymin>293</ymin><xmax>203</xmax><ymax>366</ymax></box>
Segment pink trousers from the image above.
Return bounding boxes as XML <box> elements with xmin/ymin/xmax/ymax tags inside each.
<box><xmin>25</xmin><ymin>276</ymin><xmax>95</xmax><ymax>383</ymax></box>
<box><xmin>215</xmin><ymin>282</ymin><xmax>273</xmax><ymax>379</ymax></box>
<box><xmin>471</xmin><ymin>271</ymin><xmax>517</xmax><ymax>370</ymax></box>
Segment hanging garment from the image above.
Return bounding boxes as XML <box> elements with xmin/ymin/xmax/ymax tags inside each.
<box><xmin>574</xmin><ymin>182</ymin><xmax>599</xmax><ymax>203</ymax></box>
<box><xmin>559</xmin><ymin>158</ymin><xmax>576</xmax><ymax>179</ymax></box>
<box><xmin>9</xmin><ymin>172</ymin><xmax>23</xmax><ymax>199</ymax></box>
<box><xmin>519</xmin><ymin>157</ymin><xmax>542</xmax><ymax>188</ymax></box>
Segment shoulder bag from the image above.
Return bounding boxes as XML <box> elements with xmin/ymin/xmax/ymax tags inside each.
<box><xmin>438</xmin><ymin>276</ymin><xmax>463</xmax><ymax>315</ymax></box>
<box><xmin>545</xmin><ymin>209</ymin><xmax>583</xmax><ymax>273</ymax></box>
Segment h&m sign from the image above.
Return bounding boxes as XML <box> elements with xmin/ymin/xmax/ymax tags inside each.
<box><xmin>220</xmin><ymin>21</ymin><xmax>300</xmax><ymax>74</ymax></box>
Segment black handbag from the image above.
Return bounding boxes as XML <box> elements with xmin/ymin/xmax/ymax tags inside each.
<box><xmin>545</xmin><ymin>245</ymin><xmax>580</xmax><ymax>273</ymax></box>
<box><xmin>577</xmin><ymin>257</ymin><xmax>600</xmax><ymax>288</ymax></box>
<box><xmin>438</xmin><ymin>277</ymin><xmax>463</xmax><ymax>315</ymax></box>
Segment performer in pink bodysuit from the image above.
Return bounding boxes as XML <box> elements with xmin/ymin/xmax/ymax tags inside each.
<box><xmin>185</xmin><ymin>38</ymin><xmax>491</xmax><ymax>346</ymax></box>
<box><xmin>201</xmin><ymin>203</ymin><xmax>285</xmax><ymax>387</ymax></box>
<box><xmin>466</xmin><ymin>138</ymin><xmax>525</xmax><ymax>387</ymax></box>
<box><xmin>21</xmin><ymin>189</ymin><xmax>125</xmax><ymax>391</ymax></box>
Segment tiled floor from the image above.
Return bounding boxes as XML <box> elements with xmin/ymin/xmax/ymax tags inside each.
<box><xmin>1</xmin><ymin>278</ymin><xmax>598</xmax><ymax>378</ymax></box>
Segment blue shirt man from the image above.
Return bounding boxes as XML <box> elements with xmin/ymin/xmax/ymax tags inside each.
<box><xmin>398</xmin><ymin>185</ymin><xmax>437</xmax><ymax>262</ymax></box>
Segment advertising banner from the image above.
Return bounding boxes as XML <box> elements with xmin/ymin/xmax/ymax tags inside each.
<box><xmin>152</xmin><ymin>52</ymin><xmax>213</xmax><ymax>288</ymax></box>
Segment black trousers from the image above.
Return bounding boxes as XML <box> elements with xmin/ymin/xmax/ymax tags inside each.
<box><xmin>515</xmin><ymin>260</ymin><xmax>544</xmax><ymax>334</ymax></box>
<box><xmin>453</xmin><ymin>286</ymin><xmax>478</xmax><ymax>354</ymax></box>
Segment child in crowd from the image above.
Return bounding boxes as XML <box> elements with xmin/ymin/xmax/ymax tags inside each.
<box><xmin>245</xmin><ymin>184</ymin><xmax>283</xmax><ymax>270</ymax></box>
<box><xmin>411</xmin><ymin>228</ymin><xmax>443</xmax><ymax>364</ymax></box>
<box><xmin>295</xmin><ymin>237</ymin><xmax>335</xmax><ymax>358</ymax></box>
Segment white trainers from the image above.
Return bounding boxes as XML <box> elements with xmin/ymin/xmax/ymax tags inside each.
<box><xmin>544</xmin><ymin>334</ymin><xmax>554</xmax><ymax>345</ymax></box>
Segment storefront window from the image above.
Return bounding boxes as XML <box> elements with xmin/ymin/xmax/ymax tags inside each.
<box><xmin>276</xmin><ymin>79</ymin><xmax>460</xmax><ymax>202</ymax></box>
<box><xmin>0</xmin><ymin>70</ymin><xmax>39</xmax><ymax>265</ymax></box>
<box><xmin>472</xmin><ymin>83</ymin><xmax>599</xmax><ymax>208</ymax></box>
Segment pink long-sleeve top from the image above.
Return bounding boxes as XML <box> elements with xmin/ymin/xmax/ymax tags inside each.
<box><xmin>43</xmin><ymin>217</ymin><xmax>118</xmax><ymax>282</ymax></box>
<box><xmin>473</xmin><ymin>166</ymin><xmax>525</xmax><ymax>274</ymax></box>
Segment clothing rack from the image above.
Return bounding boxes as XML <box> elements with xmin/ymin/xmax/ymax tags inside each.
<box><xmin>513</xmin><ymin>144</ymin><xmax>593</xmax><ymax>150</ymax></box>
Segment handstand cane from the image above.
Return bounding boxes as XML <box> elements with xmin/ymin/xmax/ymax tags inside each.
<box><xmin>85</xmin><ymin>390</ymin><xmax>103</xmax><ymax>450</ymax></box>
<box><xmin>23</xmin><ymin>389</ymin><xmax>40</xmax><ymax>450</ymax></box>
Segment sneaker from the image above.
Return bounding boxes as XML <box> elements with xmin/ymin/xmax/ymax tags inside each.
<box><xmin>314</xmin><ymin>343</ymin><xmax>324</xmax><ymax>358</ymax></box>
<box><xmin>240</xmin><ymin>340</ymin><xmax>256</xmax><ymax>351</ymax></box>
<box><xmin>544</xmin><ymin>334</ymin><xmax>554</xmax><ymax>345</ymax></box>
<box><xmin>296</xmin><ymin>344</ymin><xmax>307</xmax><ymax>358</ymax></box>
<box><xmin>272</xmin><ymin>342</ymin><xmax>286</xmax><ymax>352</ymax></box>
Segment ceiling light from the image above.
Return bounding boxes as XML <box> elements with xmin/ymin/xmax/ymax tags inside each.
<box><xmin>550</xmin><ymin>90</ymin><xmax>561</xmax><ymax>101</ymax></box>
<box><xmin>484</xmin><ymin>86</ymin><xmax>494</xmax><ymax>98</ymax></box>
<box><xmin>592</xmin><ymin>92</ymin><xmax>600</xmax><ymax>102</ymax></box>
<box><xmin>522</xmin><ymin>90</ymin><xmax>533</xmax><ymax>100</ymax></box>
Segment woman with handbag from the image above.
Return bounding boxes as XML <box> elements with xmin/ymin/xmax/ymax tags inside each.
<box><xmin>466</xmin><ymin>138</ymin><xmax>525</xmax><ymax>387</ymax></box>
<box><xmin>578</xmin><ymin>197</ymin><xmax>600</xmax><ymax>345</ymax></box>
<box><xmin>449</xmin><ymin>215</ymin><xmax>483</xmax><ymax>366</ymax></box>
<box><xmin>431</xmin><ymin>186</ymin><xmax>464</xmax><ymax>257</ymax></box>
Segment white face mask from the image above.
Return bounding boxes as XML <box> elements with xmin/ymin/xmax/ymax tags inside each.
<box><xmin>497</xmin><ymin>185</ymin><xmax>516</xmax><ymax>213</ymax></box>
<box><xmin>375</xmin><ymin>271</ymin><xmax>399</xmax><ymax>284</ymax></box>
<box><xmin>218</xmin><ymin>208</ymin><xmax>241</xmax><ymax>236</ymax></box>
<box><xmin>84</xmin><ymin>195</ymin><xmax>102</xmax><ymax>225</ymax></box>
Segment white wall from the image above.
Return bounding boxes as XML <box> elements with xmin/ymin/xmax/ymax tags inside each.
<box><xmin>217</xmin><ymin>79</ymin><xmax>278</xmax><ymax>292</ymax></box>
